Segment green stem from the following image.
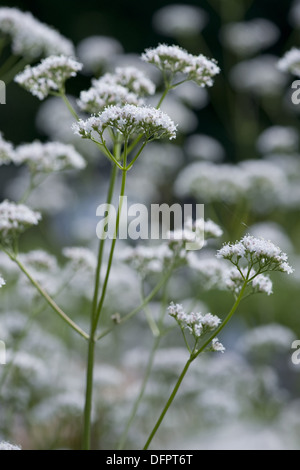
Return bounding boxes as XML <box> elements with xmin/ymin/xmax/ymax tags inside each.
<box><xmin>143</xmin><ymin>357</ymin><xmax>193</xmax><ymax>450</ymax></box>
<box><xmin>11</xmin><ymin>256</ymin><xmax>89</xmax><ymax>340</ymax></box>
<box><xmin>58</xmin><ymin>90</ymin><xmax>80</xmax><ymax>120</ymax></box>
<box><xmin>92</xmin><ymin>150</ymin><xmax>128</xmax><ymax>331</ymax></box>
<box><xmin>143</xmin><ymin>279</ymin><xmax>249</xmax><ymax>449</ymax></box>
<box><xmin>126</xmin><ymin>140</ymin><xmax>147</xmax><ymax>171</ymax></box>
<box><xmin>141</xmin><ymin>282</ymin><xmax>160</xmax><ymax>337</ymax></box>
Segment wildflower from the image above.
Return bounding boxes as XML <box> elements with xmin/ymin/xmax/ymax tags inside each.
<box><xmin>168</xmin><ymin>302</ymin><xmax>221</xmax><ymax>340</ymax></box>
<box><xmin>14</xmin><ymin>141</ymin><xmax>86</xmax><ymax>173</ymax></box>
<box><xmin>211</xmin><ymin>338</ymin><xmax>225</xmax><ymax>353</ymax></box>
<box><xmin>188</xmin><ymin>254</ymin><xmax>229</xmax><ymax>290</ymax></box>
<box><xmin>221</xmin><ymin>19</ymin><xmax>279</xmax><ymax>56</ymax></box>
<box><xmin>256</xmin><ymin>126</ymin><xmax>299</xmax><ymax>154</ymax></box>
<box><xmin>96</xmin><ymin>66</ymin><xmax>156</xmax><ymax>96</ymax></box>
<box><xmin>15</xmin><ymin>55</ymin><xmax>83</xmax><ymax>100</ymax></box>
<box><xmin>62</xmin><ymin>247</ymin><xmax>97</xmax><ymax>272</ymax></box>
<box><xmin>225</xmin><ymin>266</ymin><xmax>273</xmax><ymax>296</ymax></box>
<box><xmin>230</xmin><ymin>55</ymin><xmax>288</xmax><ymax>96</ymax></box>
<box><xmin>0</xmin><ymin>441</ymin><xmax>21</xmax><ymax>450</ymax></box>
<box><xmin>217</xmin><ymin>235</ymin><xmax>294</xmax><ymax>275</ymax></box>
<box><xmin>76</xmin><ymin>35</ymin><xmax>123</xmax><ymax>73</ymax></box>
<box><xmin>278</xmin><ymin>48</ymin><xmax>300</xmax><ymax>76</ymax></box>
<box><xmin>0</xmin><ymin>7</ymin><xmax>74</xmax><ymax>58</ymax></box>
<box><xmin>0</xmin><ymin>200</ymin><xmax>41</xmax><ymax>245</ymax></box>
<box><xmin>141</xmin><ymin>44</ymin><xmax>220</xmax><ymax>87</ymax></box>
<box><xmin>0</xmin><ymin>133</ymin><xmax>15</xmax><ymax>165</ymax></box>
<box><xmin>72</xmin><ymin>104</ymin><xmax>177</xmax><ymax>141</ymax></box>
<box><xmin>152</xmin><ymin>4</ymin><xmax>207</xmax><ymax>37</ymax></box>
<box><xmin>77</xmin><ymin>83</ymin><xmax>143</xmax><ymax>114</ymax></box>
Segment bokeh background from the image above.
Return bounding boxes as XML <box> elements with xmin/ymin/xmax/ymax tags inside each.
<box><xmin>0</xmin><ymin>0</ymin><xmax>300</xmax><ymax>450</ymax></box>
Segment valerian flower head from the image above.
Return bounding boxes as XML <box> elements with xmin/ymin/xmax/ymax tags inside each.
<box><xmin>210</xmin><ymin>338</ymin><xmax>225</xmax><ymax>353</ymax></box>
<box><xmin>77</xmin><ymin>83</ymin><xmax>143</xmax><ymax>114</ymax></box>
<box><xmin>0</xmin><ymin>133</ymin><xmax>15</xmax><ymax>166</ymax></box>
<box><xmin>0</xmin><ymin>7</ymin><xmax>74</xmax><ymax>58</ymax></box>
<box><xmin>96</xmin><ymin>67</ymin><xmax>156</xmax><ymax>96</ymax></box>
<box><xmin>217</xmin><ymin>235</ymin><xmax>294</xmax><ymax>275</ymax></box>
<box><xmin>72</xmin><ymin>104</ymin><xmax>177</xmax><ymax>141</ymax></box>
<box><xmin>15</xmin><ymin>55</ymin><xmax>83</xmax><ymax>100</ymax></box>
<box><xmin>168</xmin><ymin>302</ymin><xmax>221</xmax><ymax>339</ymax></box>
<box><xmin>225</xmin><ymin>266</ymin><xmax>273</xmax><ymax>296</ymax></box>
<box><xmin>14</xmin><ymin>141</ymin><xmax>86</xmax><ymax>173</ymax></box>
<box><xmin>278</xmin><ymin>47</ymin><xmax>300</xmax><ymax>76</ymax></box>
<box><xmin>141</xmin><ymin>44</ymin><xmax>220</xmax><ymax>87</ymax></box>
<box><xmin>0</xmin><ymin>200</ymin><xmax>41</xmax><ymax>245</ymax></box>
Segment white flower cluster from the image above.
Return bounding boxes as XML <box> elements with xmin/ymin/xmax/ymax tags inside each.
<box><xmin>257</xmin><ymin>126</ymin><xmax>299</xmax><ymax>155</ymax></box>
<box><xmin>73</xmin><ymin>104</ymin><xmax>177</xmax><ymax>141</ymax></box>
<box><xmin>230</xmin><ymin>55</ymin><xmax>287</xmax><ymax>96</ymax></box>
<box><xmin>152</xmin><ymin>4</ymin><xmax>208</xmax><ymax>37</ymax></box>
<box><xmin>211</xmin><ymin>338</ymin><xmax>226</xmax><ymax>353</ymax></box>
<box><xmin>221</xmin><ymin>19</ymin><xmax>279</xmax><ymax>56</ymax></box>
<box><xmin>62</xmin><ymin>247</ymin><xmax>97</xmax><ymax>272</ymax></box>
<box><xmin>76</xmin><ymin>35</ymin><xmax>123</xmax><ymax>73</ymax></box>
<box><xmin>168</xmin><ymin>302</ymin><xmax>222</xmax><ymax>342</ymax></box>
<box><xmin>217</xmin><ymin>235</ymin><xmax>294</xmax><ymax>275</ymax></box>
<box><xmin>78</xmin><ymin>83</ymin><xmax>144</xmax><ymax>114</ymax></box>
<box><xmin>225</xmin><ymin>266</ymin><xmax>273</xmax><ymax>296</ymax></box>
<box><xmin>20</xmin><ymin>250</ymin><xmax>58</xmax><ymax>272</ymax></box>
<box><xmin>0</xmin><ymin>200</ymin><xmax>41</xmax><ymax>243</ymax></box>
<box><xmin>15</xmin><ymin>55</ymin><xmax>83</xmax><ymax>100</ymax></box>
<box><xmin>0</xmin><ymin>133</ymin><xmax>15</xmax><ymax>166</ymax></box>
<box><xmin>278</xmin><ymin>48</ymin><xmax>300</xmax><ymax>76</ymax></box>
<box><xmin>97</xmin><ymin>67</ymin><xmax>156</xmax><ymax>96</ymax></box>
<box><xmin>167</xmin><ymin>217</ymin><xmax>223</xmax><ymax>250</ymax></box>
<box><xmin>119</xmin><ymin>243</ymin><xmax>179</xmax><ymax>278</ymax></box>
<box><xmin>14</xmin><ymin>141</ymin><xmax>86</xmax><ymax>173</ymax></box>
<box><xmin>0</xmin><ymin>275</ymin><xmax>5</xmax><ymax>288</ymax></box>
<box><xmin>0</xmin><ymin>7</ymin><xmax>74</xmax><ymax>58</ymax></box>
<box><xmin>0</xmin><ymin>441</ymin><xmax>21</xmax><ymax>450</ymax></box>
<box><xmin>174</xmin><ymin>159</ymin><xmax>288</xmax><ymax>213</ymax></box>
<box><xmin>141</xmin><ymin>44</ymin><xmax>220</xmax><ymax>87</ymax></box>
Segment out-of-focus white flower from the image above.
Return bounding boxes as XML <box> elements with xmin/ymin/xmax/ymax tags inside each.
<box><xmin>230</xmin><ymin>55</ymin><xmax>288</xmax><ymax>96</ymax></box>
<box><xmin>96</xmin><ymin>67</ymin><xmax>156</xmax><ymax>96</ymax></box>
<box><xmin>278</xmin><ymin>48</ymin><xmax>300</xmax><ymax>76</ymax></box>
<box><xmin>221</xmin><ymin>19</ymin><xmax>279</xmax><ymax>56</ymax></box>
<box><xmin>15</xmin><ymin>55</ymin><xmax>83</xmax><ymax>100</ymax></box>
<box><xmin>184</xmin><ymin>134</ymin><xmax>225</xmax><ymax>161</ymax></box>
<box><xmin>73</xmin><ymin>104</ymin><xmax>177</xmax><ymax>141</ymax></box>
<box><xmin>20</xmin><ymin>250</ymin><xmax>58</xmax><ymax>272</ymax></box>
<box><xmin>77</xmin><ymin>35</ymin><xmax>123</xmax><ymax>73</ymax></box>
<box><xmin>0</xmin><ymin>133</ymin><xmax>15</xmax><ymax>166</ymax></box>
<box><xmin>237</xmin><ymin>323</ymin><xmax>295</xmax><ymax>355</ymax></box>
<box><xmin>62</xmin><ymin>246</ymin><xmax>97</xmax><ymax>272</ymax></box>
<box><xmin>0</xmin><ymin>441</ymin><xmax>21</xmax><ymax>450</ymax></box>
<box><xmin>172</xmin><ymin>81</ymin><xmax>209</xmax><ymax>110</ymax></box>
<box><xmin>14</xmin><ymin>141</ymin><xmax>86</xmax><ymax>173</ymax></box>
<box><xmin>0</xmin><ymin>200</ymin><xmax>41</xmax><ymax>242</ymax></box>
<box><xmin>188</xmin><ymin>254</ymin><xmax>229</xmax><ymax>290</ymax></box>
<box><xmin>0</xmin><ymin>7</ymin><xmax>74</xmax><ymax>58</ymax></box>
<box><xmin>289</xmin><ymin>0</ymin><xmax>300</xmax><ymax>28</ymax></box>
<box><xmin>78</xmin><ymin>83</ymin><xmax>143</xmax><ymax>114</ymax></box>
<box><xmin>0</xmin><ymin>275</ymin><xmax>5</xmax><ymax>288</ymax></box>
<box><xmin>257</xmin><ymin>126</ymin><xmax>299</xmax><ymax>154</ymax></box>
<box><xmin>152</xmin><ymin>4</ymin><xmax>208</xmax><ymax>37</ymax></box>
<box><xmin>141</xmin><ymin>44</ymin><xmax>220</xmax><ymax>88</ymax></box>
<box><xmin>211</xmin><ymin>338</ymin><xmax>225</xmax><ymax>353</ymax></box>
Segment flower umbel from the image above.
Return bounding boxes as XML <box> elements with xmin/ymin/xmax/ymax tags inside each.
<box><xmin>15</xmin><ymin>55</ymin><xmax>83</xmax><ymax>100</ymax></box>
<box><xmin>141</xmin><ymin>44</ymin><xmax>220</xmax><ymax>87</ymax></box>
<box><xmin>72</xmin><ymin>104</ymin><xmax>177</xmax><ymax>141</ymax></box>
<box><xmin>0</xmin><ymin>200</ymin><xmax>41</xmax><ymax>247</ymax></box>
